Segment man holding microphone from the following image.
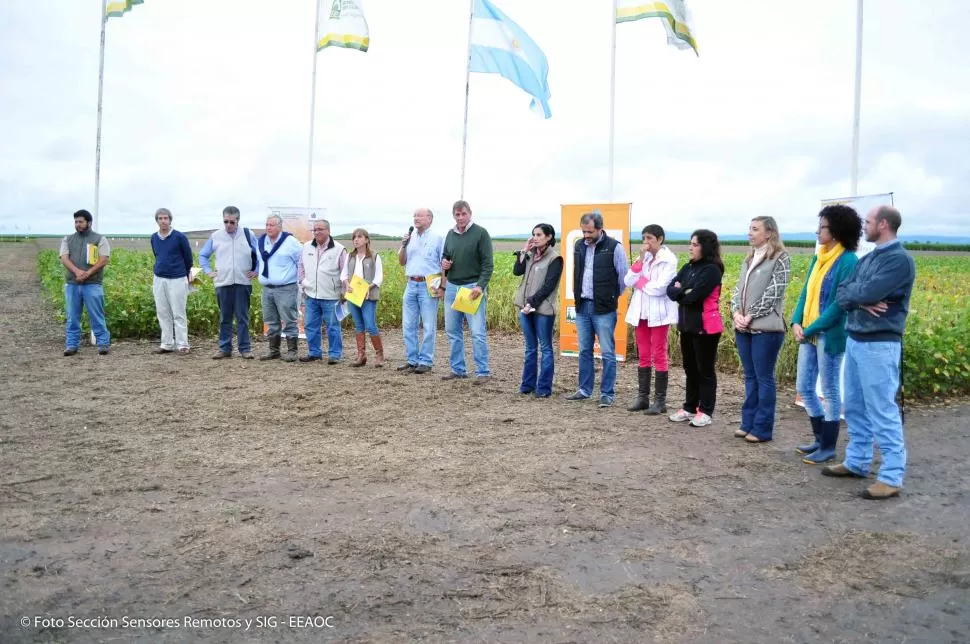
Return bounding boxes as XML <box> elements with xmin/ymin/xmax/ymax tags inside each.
<box><xmin>397</xmin><ymin>207</ymin><xmax>444</xmax><ymax>374</ymax></box>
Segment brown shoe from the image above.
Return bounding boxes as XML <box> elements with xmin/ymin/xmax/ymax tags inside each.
<box><xmin>212</xmin><ymin>350</ymin><xmax>232</xmax><ymax>359</ymax></box>
<box><xmin>861</xmin><ymin>481</ymin><xmax>901</xmax><ymax>500</ymax></box>
<box><xmin>821</xmin><ymin>463</ymin><xmax>867</xmax><ymax>478</ymax></box>
<box><xmin>351</xmin><ymin>332</ymin><xmax>367</xmax><ymax>367</ymax></box>
<box><xmin>370</xmin><ymin>335</ymin><xmax>384</xmax><ymax>368</ymax></box>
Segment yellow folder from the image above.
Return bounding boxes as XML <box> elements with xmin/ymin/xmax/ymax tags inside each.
<box><xmin>425</xmin><ymin>273</ymin><xmax>442</xmax><ymax>297</ymax></box>
<box><xmin>451</xmin><ymin>286</ymin><xmax>483</xmax><ymax>315</ymax></box>
<box><xmin>344</xmin><ymin>274</ymin><xmax>369</xmax><ymax>307</ymax></box>
<box><xmin>86</xmin><ymin>243</ymin><xmax>99</xmax><ymax>265</ymax></box>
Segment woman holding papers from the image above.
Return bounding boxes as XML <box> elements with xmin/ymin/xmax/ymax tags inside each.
<box><xmin>513</xmin><ymin>224</ymin><xmax>563</xmax><ymax>398</ymax></box>
<box><xmin>624</xmin><ymin>224</ymin><xmax>679</xmax><ymax>415</ymax></box>
<box><xmin>341</xmin><ymin>229</ymin><xmax>384</xmax><ymax>368</ymax></box>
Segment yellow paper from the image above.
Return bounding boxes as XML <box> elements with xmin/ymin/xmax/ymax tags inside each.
<box><xmin>451</xmin><ymin>286</ymin><xmax>483</xmax><ymax>315</ymax></box>
<box><xmin>86</xmin><ymin>243</ymin><xmax>99</xmax><ymax>265</ymax></box>
<box><xmin>344</xmin><ymin>273</ymin><xmax>369</xmax><ymax>307</ymax></box>
<box><xmin>425</xmin><ymin>273</ymin><xmax>442</xmax><ymax>297</ymax></box>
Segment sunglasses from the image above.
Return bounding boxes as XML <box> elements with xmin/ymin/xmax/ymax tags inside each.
<box><xmin>223</xmin><ymin>220</ymin><xmax>237</xmax><ymax>224</ymax></box>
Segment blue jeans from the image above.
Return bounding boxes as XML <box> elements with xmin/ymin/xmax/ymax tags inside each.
<box><xmin>841</xmin><ymin>338</ymin><xmax>907</xmax><ymax>487</ymax></box>
<box><xmin>64</xmin><ymin>282</ymin><xmax>110</xmax><ymax>349</ymax></box>
<box><xmin>444</xmin><ymin>282</ymin><xmax>489</xmax><ymax>377</ymax></box>
<box><xmin>349</xmin><ymin>300</ymin><xmax>379</xmax><ymax>336</ymax></box>
<box><xmin>216</xmin><ymin>284</ymin><xmax>252</xmax><ymax>354</ymax></box>
<box><xmin>402</xmin><ymin>280</ymin><xmax>439</xmax><ymax>368</ymax></box>
<box><xmin>735</xmin><ymin>331</ymin><xmax>785</xmax><ymax>440</ymax></box>
<box><xmin>519</xmin><ymin>312</ymin><xmax>555</xmax><ymax>396</ymax></box>
<box><xmin>304</xmin><ymin>298</ymin><xmax>342</xmax><ymax>359</ymax></box>
<box><xmin>575</xmin><ymin>299</ymin><xmax>617</xmax><ymax>399</ymax></box>
<box><xmin>795</xmin><ymin>334</ymin><xmax>843</xmax><ymax>421</ymax></box>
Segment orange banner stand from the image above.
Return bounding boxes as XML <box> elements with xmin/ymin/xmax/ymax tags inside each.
<box><xmin>558</xmin><ymin>203</ymin><xmax>632</xmax><ymax>362</ymax></box>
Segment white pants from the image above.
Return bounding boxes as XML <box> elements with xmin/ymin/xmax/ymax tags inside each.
<box><xmin>153</xmin><ymin>276</ymin><xmax>190</xmax><ymax>349</ymax></box>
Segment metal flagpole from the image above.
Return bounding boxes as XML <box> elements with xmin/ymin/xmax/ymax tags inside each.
<box><xmin>608</xmin><ymin>0</ymin><xmax>618</xmax><ymax>202</ymax></box>
<box><xmin>850</xmin><ymin>0</ymin><xmax>863</xmax><ymax>196</ymax></box>
<box><xmin>94</xmin><ymin>0</ymin><xmax>108</xmax><ymax>232</ymax></box>
<box><xmin>307</xmin><ymin>0</ymin><xmax>322</xmax><ymax>215</ymax></box>
<box><xmin>459</xmin><ymin>0</ymin><xmax>474</xmax><ymax>200</ymax></box>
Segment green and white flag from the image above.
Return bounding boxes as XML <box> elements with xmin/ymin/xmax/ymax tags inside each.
<box><xmin>105</xmin><ymin>0</ymin><xmax>144</xmax><ymax>19</ymax></box>
<box><xmin>616</xmin><ymin>1</ymin><xmax>699</xmax><ymax>56</ymax></box>
<box><xmin>317</xmin><ymin>0</ymin><xmax>370</xmax><ymax>52</ymax></box>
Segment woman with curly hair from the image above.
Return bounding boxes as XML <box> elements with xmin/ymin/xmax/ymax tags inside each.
<box><xmin>790</xmin><ymin>205</ymin><xmax>862</xmax><ymax>463</ymax></box>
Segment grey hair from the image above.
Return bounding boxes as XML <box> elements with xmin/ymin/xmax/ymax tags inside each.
<box><xmin>312</xmin><ymin>218</ymin><xmax>331</xmax><ymax>231</ymax></box>
<box><xmin>154</xmin><ymin>207</ymin><xmax>172</xmax><ymax>221</ymax></box>
<box><xmin>874</xmin><ymin>205</ymin><xmax>902</xmax><ymax>233</ymax></box>
<box><xmin>580</xmin><ymin>212</ymin><xmax>604</xmax><ymax>230</ymax></box>
<box><xmin>266</xmin><ymin>214</ymin><xmax>283</xmax><ymax>227</ymax></box>
<box><xmin>222</xmin><ymin>206</ymin><xmax>240</xmax><ymax>218</ymax></box>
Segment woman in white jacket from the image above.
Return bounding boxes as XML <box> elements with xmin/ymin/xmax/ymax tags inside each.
<box><xmin>625</xmin><ymin>224</ymin><xmax>679</xmax><ymax>414</ymax></box>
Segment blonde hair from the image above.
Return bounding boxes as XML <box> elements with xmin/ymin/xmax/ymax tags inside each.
<box><xmin>746</xmin><ymin>216</ymin><xmax>786</xmax><ymax>261</ymax></box>
<box><xmin>350</xmin><ymin>228</ymin><xmax>374</xmax><ymax>259</ymax></box>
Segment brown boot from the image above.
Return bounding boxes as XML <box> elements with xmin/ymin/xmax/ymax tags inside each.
<box><xmin>351</xmin><ymin>333</ymin><xmax>367</xmax><ymax>367</ymax></box>
<box><xmin>861</xmin><ymin>481</ymin><xmax>901</xmax><ymax>500</ymax></box>
<box><xmin>371</xmin><ymin>335</ymin><xmax>384</xmax><ymax>368</ymax></box>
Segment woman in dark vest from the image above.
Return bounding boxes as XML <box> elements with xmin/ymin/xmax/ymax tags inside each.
<box><xmin>513</xmin><ymin>223</ymin><xmax>563</xmax><ymax>398</ymax></box>
<box><xmin>731</xmin><ymin>216</ymin><xmax>791</xmax><ymax>443</ymax></box>
<box><xmin>667</xmin><ymin>229</ymin><xmax>725</xmax><ymax>427</ymax></box>
<box><xmin>341</xmin><ymin>228</ymin><xmax>384</xmax><ymax>367</ymax></box>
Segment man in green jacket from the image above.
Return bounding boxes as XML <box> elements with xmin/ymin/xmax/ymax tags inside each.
<box><xmin>439</xmin><ymin>200</ymin><xmax>494</xmax><ymax>384</ymax></box>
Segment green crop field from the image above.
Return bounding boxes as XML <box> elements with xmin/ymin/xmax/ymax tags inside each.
<box><xmin>38</xmin><ymin>249</ymin><xmax>970</xmax><ymax>399</ymax></box>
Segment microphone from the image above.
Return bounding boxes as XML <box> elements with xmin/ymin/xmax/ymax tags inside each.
<box><xmin>402</xmin><ymin>225</ymin><xmax>414</xmax><ymax>247</ymax></box>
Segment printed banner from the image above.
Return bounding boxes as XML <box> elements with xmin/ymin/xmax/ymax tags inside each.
<box><xmin>559</xmin><ymin>203</ymin><xmax>632</xmax><ymax>362</ymax></box>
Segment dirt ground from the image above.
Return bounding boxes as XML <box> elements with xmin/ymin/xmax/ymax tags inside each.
<box><xmin>1</xmin><ymin>242</ymin><xmax>968</xmax><ymax>644</ymax></box>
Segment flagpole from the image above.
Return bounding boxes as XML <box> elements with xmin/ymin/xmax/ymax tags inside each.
<box><xmin>850</xmin><ymin>0</ymin><xmax>863</xmax><ymax>196</ymax></box>
<box><xmin>307</xmin><ymin>0</ymin><xmax>322</xmax><ymax>215</ymax></box>
<box><xmin>608</xmin><ymin>0</ymin><xmax>617</xmax><ymax>202</ymax></box>
<box><xmin>459</xmin><ymin>0</ymin><xmax>474</xmax><ymax>200</ymax></box>
<box><xmin>94</xmin><ymin>0</ymin><xmax>108</xmax><ymax>232</ymax></box>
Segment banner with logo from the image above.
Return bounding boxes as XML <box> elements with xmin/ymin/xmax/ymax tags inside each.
<box><xmin>265</xmin><ymin>206</ymin><xmax>326</xmax><ymax>339</ymax></box>
<box><xmin>795</xmin><ymin>192</ymin><xmax>894</xmax><ymax>412</ymax></box>
<box><xmin>559</xmin><ymin>203</ymin><xmax>632</xmax><ymax>361</ymax></box>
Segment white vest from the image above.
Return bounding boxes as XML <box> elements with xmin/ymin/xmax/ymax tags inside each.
<box><xmin>301</xmin><ymin>238</ymin><xmax>345</xmax><ymax>300</ymax></box>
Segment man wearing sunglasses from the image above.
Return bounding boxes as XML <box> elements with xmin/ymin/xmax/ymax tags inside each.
<box><xmin>198</xmin><ymin>206</ymin><xmax>259</xmax><ymax>359</ymax></box>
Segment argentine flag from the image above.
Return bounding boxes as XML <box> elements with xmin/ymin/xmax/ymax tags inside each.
<box><xmin>469</xmin><ymin>0</ymin><xmax>552</xmax><ymax>119</ymax></box>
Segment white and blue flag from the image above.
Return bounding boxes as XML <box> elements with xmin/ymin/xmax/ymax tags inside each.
<box><xmin>469</xmin><ymin>0</ymin><xmax>552</xmax><ymax>119</ymax></box>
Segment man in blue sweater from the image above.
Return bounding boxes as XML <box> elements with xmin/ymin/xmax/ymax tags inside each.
<box><xmin>824</xmin><ymin>205</ymin><xmax>916</xmax><ymax>500</ymax></box>
<box><xmin>150</xmin><ymin>208</ymin><xmax>194</xmax><ymax>354</ymax></box>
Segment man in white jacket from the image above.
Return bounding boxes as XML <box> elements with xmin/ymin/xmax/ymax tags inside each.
<box><xmin>299</xmin><ymin>219</ymin><xmax>348</xmax><ymax>364</ymax></box>
<box><xmin>624</xmin><ymin>224</ymin><xmax>679</xmax><ymax>414</ymax></box>
<box><xmin>198</xmin><ymin>206</ymin><xmax>259</xmax><ymax>359</ymax></box>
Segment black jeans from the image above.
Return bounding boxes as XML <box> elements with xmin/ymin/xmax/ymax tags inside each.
<box><xmin>680</xmin><ymin>332</ymin><xmax>721</xmax><ymax>416</ymax></box>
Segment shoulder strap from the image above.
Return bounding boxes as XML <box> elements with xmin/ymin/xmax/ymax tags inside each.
<box><xmin>243</xmin><ymin>228</ymin><xmax>257</xmax><ymax>271</ymax></box>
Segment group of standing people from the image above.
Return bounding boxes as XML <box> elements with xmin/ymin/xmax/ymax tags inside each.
<box><xmin>58</xmin><ymin>201</ymin><xmax>915</xmax><ymax>499</ymax></box>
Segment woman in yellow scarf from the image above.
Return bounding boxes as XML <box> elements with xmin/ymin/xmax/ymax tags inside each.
<box><xmin>789</xmin><ymin>205</ymin><xmax>863</xmax><ymax>464</ymax></box>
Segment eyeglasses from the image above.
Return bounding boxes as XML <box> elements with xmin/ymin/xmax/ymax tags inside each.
<box><xmin>223</xmin><ymin>220</ymin><xmax>237</xmax><ymax>225</ymax></box>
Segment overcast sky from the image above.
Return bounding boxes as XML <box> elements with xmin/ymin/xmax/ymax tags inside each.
<box><xmin>1</xmin><ymin>0</ymin><xmax>968</xmax><ymax>237</ymax></box>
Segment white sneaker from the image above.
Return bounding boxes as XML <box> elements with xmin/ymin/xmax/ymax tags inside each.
<box><xmin>669</xmin><ymin>409</ymin><xmax>694</xmax><ymax>423</ymax></box>
<box><xmin>690</xmin><ymin>412</ymin><xmax>713</xmax><ymax>427</ymax></box>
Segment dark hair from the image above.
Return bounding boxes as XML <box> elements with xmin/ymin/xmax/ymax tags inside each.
<box><xmin>452</xmin><ymin>200</ymin><xmax>471</xmax><ymax>214</ymax></box>
<box><xmin>222</xmin><ymin>206</ymin><xmax>240</xmax><ymax>218</ymax></box>
<box><xmin>73</xmin><ymin>209</ymin><xmax>92</xmax><ymax>223</ymax></box>
<box><xmin>641</xmin><ymin>224</ymin><xmax>665</xmax><ymax>243</ymax></box>
<box><xmin>691</xmin><ymin>229</ymin><xmax>724</xmax><ymax>273</ymax></box>
<box><xmin>874</xmin><ymin>205</ymin><xmax>902</xmax><ymax>233</ymax></box>
<box><xmin>818</xmin><ymin>204</ymin><xmax>862</xmax><ymax>251</ymax></box>
<box><xmin>579</xmin><ymin>212</ymin><xmax>603</xmax><ymax>230</ymax></box>
<box><xmin>533</xmin><ymin>223</ymin><xmax>556</xmax><ymax>247</ymax></box>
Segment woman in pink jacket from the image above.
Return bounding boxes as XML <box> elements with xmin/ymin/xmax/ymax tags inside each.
<box><xmin>666</xmin><ymin>229</ymin><xmax>725</xmax><ymax>428</ymax></box>
<box><xmin>624</xmin><ymin>224</ymin><xmax>679</xmax><ymax>414</ymax></box>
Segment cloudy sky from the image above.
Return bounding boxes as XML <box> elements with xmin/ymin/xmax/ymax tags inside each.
<box><xmin>1</xmin><ymin>0</ymin><xmax>968</xmax><ymax>237</ymax></box>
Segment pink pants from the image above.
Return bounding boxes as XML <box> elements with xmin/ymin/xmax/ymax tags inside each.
<box><xmin>636</xmin><ymin>322</ymin><xmax>670</xmax><ymax>370</ymax></box>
